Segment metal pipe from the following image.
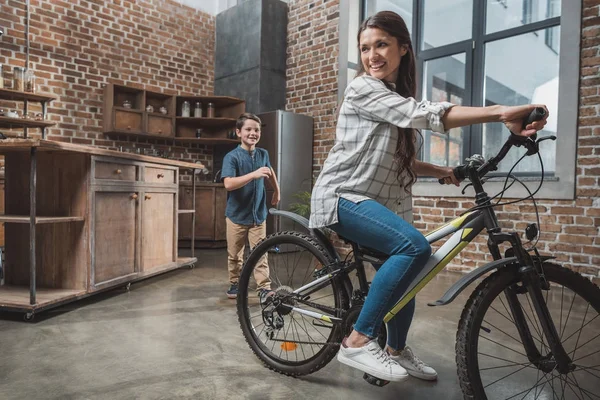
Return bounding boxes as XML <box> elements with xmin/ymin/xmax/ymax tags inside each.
<box><xmin>26</xmin><ymin>0</ymin><xmax>30</xmax><ymax>68</ymax></box>
<box><xmin>191</xmin><ymin>171</ymin><xmax>196</xmax><ymax>258</ymax></box>
<box><xmin>29</xmin><ymin>147</ymin><xmax>37</xmax><ymax>305</ymax></box>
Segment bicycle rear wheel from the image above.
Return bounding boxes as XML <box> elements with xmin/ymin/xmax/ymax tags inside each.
<box><xmin>457</xmin><ymin>262</ymin><xmax>600</xmax><ymax>400</ymax></box>
<box><xmin>237</xmin><ymin>231</ymin><xmax>349</xmax><ymax>376</ymax></box>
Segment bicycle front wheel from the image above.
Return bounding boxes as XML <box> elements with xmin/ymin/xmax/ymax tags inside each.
<box><xmin>237</xmin><ymin>231</ymin><xmax>349</xmax><ymax>376</ymax></box>
<box><xmin>457</xmin><ymin>262</ymin><xmax>600</xmax><ymax>400</ymax></box>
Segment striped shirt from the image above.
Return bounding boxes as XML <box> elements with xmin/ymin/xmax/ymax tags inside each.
<box><xmin>309</xmin><ymin>75</ymin><xmax>454</xmax><ymax>229</ymax></box>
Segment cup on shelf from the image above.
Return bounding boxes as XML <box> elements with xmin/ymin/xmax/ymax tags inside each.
<box><xmin>6</xmin><ymin>109</ymin><xmax>19</xmax><ymax>118</ymax></box>
<box><xmin>159</xmin><ymin>106</ymin><xmax>168</xmax><ymax>115</ymax></box>
<box><xmin>146</xmin><ymin>104</ymin><xmax>154</xmax><ymax>113</ymax></box>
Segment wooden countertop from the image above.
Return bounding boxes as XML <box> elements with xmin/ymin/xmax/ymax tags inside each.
<box><xmin>0</xmin><ymin>139</ymin><xmax>204</xmax><ymax>169</ymax></box>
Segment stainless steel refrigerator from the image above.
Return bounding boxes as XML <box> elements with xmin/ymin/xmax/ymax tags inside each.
<box><xmin>258</xmin><ymin>110</ymin><xmax>314</xmax><ymax>235</ymax></box>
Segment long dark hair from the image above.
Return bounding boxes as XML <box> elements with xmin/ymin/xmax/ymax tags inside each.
<box><xmin>356</xmin><ymin>11</ymin><xmax>418</xmax><ymax>190</ymax></box>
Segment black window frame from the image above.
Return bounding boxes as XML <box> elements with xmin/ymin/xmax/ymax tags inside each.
<box><xmin>359</xmin><ymin>0</ymin><xmax>561</xmax><ymax>176</ymax></box>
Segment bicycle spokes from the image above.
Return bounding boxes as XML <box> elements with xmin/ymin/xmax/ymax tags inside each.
<box><xmin>243</xmin><ymin>240</ymin><xmax>342</xmax><ymax>364</ymax></box>
<box><xmin>477</xmin><ymin>279</ymin><xmax>600</xmax><ymax>399</ymax></box>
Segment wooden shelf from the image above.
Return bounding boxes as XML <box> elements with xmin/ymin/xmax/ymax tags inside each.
<box><xmin>0</xmin><ymin>286</ymin><xmax>85</xmax><ymax>309</ymax></box>
<box><xmin>176</xmin><ymin>96</ymin><xmax>244</xmax><ymax>108</ymax></box>
<box><xmin>178</xmin><ymin>209</ymin><xmax>195</xmax><ymax>214</ymax></box>
<box><xmin>173</xmin><ymin>137</ymin><xmax>239</xmax><ymax>145</ymax></box>
<box><xmin>0</xmin><ymin>88</ymin><xmax>57</xmax><ymax>103</ymax></box>
<box><xmin>0</xmin><ymin>215</ymin><xmax>85</xmax><ymax>224</ymax></box>
<box><xmin>175</xmin><ymin>117</ymin><xmax>236</xmax><ymax>128</ymax></box>
<box><xmin>105</xmin><ymin>130</ymin><xmax>174</xmax><ymax>141</ymax></box>
<box><xmin>0</xmin><ymin>116</ymin><xmax>55</xmax><ymax>129</ymax></box>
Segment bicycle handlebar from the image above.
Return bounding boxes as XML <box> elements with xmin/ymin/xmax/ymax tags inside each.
<box><xmin>438</xmin><ymin>107</ymin><xmax>548</xmax><ymax>185</ymax></box>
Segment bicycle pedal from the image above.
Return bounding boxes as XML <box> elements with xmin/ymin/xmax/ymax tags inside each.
<box><xmin>363</xmin><ymin>373</ymin><xmax>390</xmax><ymax>387</ymax></box>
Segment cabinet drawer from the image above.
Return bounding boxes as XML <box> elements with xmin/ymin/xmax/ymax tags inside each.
<box><xmin>145</xmin><ymin>167</ymin><xmax>176</xmax><ymax>184</ymax></box>
<box><xmin>114</xmin><ymin>109</ymin><xmax>142</xmax><ymax>132</ymax></box>
<box><xmin>147</xmin><ymin>115</ymin><xmax>173</xmax><ymax>137</ymax></box>
<box><xmin>95</xmin><ymin>161</ymin><xmax>137</xmax><ymax>181</ymax></box>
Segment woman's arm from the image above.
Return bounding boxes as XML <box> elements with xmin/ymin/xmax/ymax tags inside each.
<box><xmin>442</xmin><ymin>104</ymin><xmax>549</xmax><ymax>135</ymax></box>
<box><xmin>413</xmin><ymin>160</ymin><xmax>460</xmax><ymax>186</ymax></box>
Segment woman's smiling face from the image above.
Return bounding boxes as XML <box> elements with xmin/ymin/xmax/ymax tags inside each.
<box><xmin>359</xmin><ymin>27</ymin><xmax>406</xmax><ymax>84</ymax></box>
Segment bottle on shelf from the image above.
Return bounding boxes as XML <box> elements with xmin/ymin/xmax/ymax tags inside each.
<box><xmin>181</xmin><ymin>101</ymin><xmax>191</xmax><ymax>117</ymax></box>
<box><xmin>13</xmin><ymin>67</ymin><xmax>25</xmax><ymax>92</ymax></box>
<box><xmin>194</xmin><ymin>102</ymin><xmax>202</xmax><ymax>118</ymax></box>
<box><xmin>25</xmin><ymin>69</ymin><xmax>36</xmax><ymax>93</ymax></box>
<box><xmin>207</xmin><ymin>103</ymin><xmax>215</xmax><ymax>118</ymax></box>
<box><xmin>196</xmin><ymin>128</ymin><xmax>203</xmax><ymax>138</ymax></box>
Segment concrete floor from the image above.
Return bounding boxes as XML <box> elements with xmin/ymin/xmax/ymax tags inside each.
<box><xmin>0</xmin><ymin>249</ymin><xmax>596</xmax><ymax>399</ymax></box>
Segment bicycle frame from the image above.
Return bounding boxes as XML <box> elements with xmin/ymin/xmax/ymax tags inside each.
<box><xmin>288</xmin><ymin>209</ymin><xmax>485</xmax><ymax>324</ymax></box>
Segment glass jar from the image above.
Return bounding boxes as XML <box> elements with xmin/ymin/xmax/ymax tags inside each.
<box><xmin>194</xmin><ymin>102</ymin><xmax>202</xmax><ymax>118</ymax></box>
<box><xmin>122</xmin><ymin>100</ymin><xmax>132</xmax><ymax>109</ymax></box>
<box><xmin>25</xmin><ymin>69</ymin><xmax>35</xmax><ymax>93</ymax></box>
<box><xmin>13</xmin><ymin>67</ymin><xmax>25</xmax><ymax>92</ymax></box>
<box><xmin>207</xmin><ymin>102</ymin><xmax>215</xmax><ymax>118</ymax></box>
<box><xmin>181</xmin><ymin>101</ymin><xmax>191</xmax><ymax>117</ymax></box>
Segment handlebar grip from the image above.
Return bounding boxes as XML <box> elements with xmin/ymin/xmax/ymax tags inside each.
<box><xmin>522</xmin><ymin>107</ymin><xmax>546</xmax><ymax>130</ymax></box>
<box><xmin>438</xmin><ymin>165</ymin><xmax>467</xmax><ymax>184</ymax></box>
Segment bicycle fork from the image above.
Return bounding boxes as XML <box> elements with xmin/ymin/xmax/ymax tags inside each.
<box><xmin>504</xmin><ymin>267</ymin><xmax>573</xmax><ymax>374</ymax></box>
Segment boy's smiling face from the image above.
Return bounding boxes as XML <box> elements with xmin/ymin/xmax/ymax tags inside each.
<box><xmin>237</xmin><ymin>119</ymin><xmax>261</xmax><ymax>150</ymax></box>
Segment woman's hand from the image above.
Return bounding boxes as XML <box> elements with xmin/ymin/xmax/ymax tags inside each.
<box><xmin>500</xmin><ymin>104</ymin><xmax>549</xmax><ymax>137</ymax></box>
<box><xmin>438</xmin><ymin>166</ymin><xmax>461</xmax><ymax>186</ymax></box>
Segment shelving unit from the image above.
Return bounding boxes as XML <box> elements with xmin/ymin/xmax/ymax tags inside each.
<box><xmin>103</xmin><ymin>84</ymin><xmax>244</xmax><ymax>144</ymax></box>
<box><xmin>0</xmin><ymin>88</ymin><xmax>56</xmax><ymax>138</ymax></box>
<box><xmin>0</xmin><ymin>139</ymin><xmax>203</xmax><ymax>319</ymax></box>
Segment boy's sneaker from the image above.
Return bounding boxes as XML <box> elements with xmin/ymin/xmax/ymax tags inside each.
<box><xmin>389</xmin><ymin>345</ymin><xmax>438</xmax><ymax>381</ymax></box>
<box><xmin>258</xmin><ymin>288</ymin><xmax>275</xmax><ymax>305</ymax></box>
<box><xmin>226</xmin><ymin>284</ymin><xmax>238</xmax><ymax>299</ymax></box>
<box><xmin>337</xmin><ymin>338</ymin><xmax>408</xmax><ymax>382</ymax></box>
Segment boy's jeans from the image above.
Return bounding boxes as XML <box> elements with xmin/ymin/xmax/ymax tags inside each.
<box><xmin>331</xmin><ymin>198</ymin><xmax>431</xmax><ymax>350</ymax></box>
<box><xmin>226</xmin><ymin>218</ymin><xmax>271</xmax><ymax>290</ymax></box>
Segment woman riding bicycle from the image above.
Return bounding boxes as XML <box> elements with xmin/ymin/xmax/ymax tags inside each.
<box><xmin>308</xmin><ymin>10</ymin><xmax>549</xmax><ymax>382</ymax></box>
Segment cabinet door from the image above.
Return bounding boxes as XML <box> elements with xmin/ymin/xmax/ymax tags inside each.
<box><xmin>142</xmin><ymin>192</ymin><xmax>176</xmax><ymax>271</ymax></box>
<box><xmin>194</xmin><ymin>187</ymin><xmax>216</xmax><ymax>240</ymax></box>
<box><xmin>214</xmin><ymin>187</ymin><xmax>227</xmax><ymax>241</ymax></box>
<box><xmin>178</xmin><ymin>185</ymin><xmax>193</xmax><ymax>240</ymax></box>
<box><xmin>93</xmin><ymin>192</ymin><xmax>138</xmax><ymax>285</ymax></box>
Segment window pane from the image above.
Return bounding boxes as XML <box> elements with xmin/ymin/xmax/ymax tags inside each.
<box><xmin>482</xmin><ymin>27</ymin><xmax>559</xmax><ymax>173</ymax></box>
<box><xmin>486</xmin><ymin>0</ymin><xmax>561</xmax><ymax>34</ymax></box>
<box><xmin>420</xmin><ymin>54</ymin><xmax>466</xmax><ymax>167</ymax></box>
<box><xmin>421</xmin><ymin>0</ymin><xmax>472</xmax><ymax>50</ymax></box>
<box><xmin>366</xmin><ymin>0</ymin><xmax>413</xmax><ymax>33</ymax></box>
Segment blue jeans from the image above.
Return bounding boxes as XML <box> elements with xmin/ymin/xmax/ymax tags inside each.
<box><xmin>331</xmin><ymin>198</ymin><xmax>431</xmax><ymax>350</ymax></box>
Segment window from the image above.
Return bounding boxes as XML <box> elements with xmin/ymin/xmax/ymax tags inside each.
<box><xmin>343</xmin><ymin>0</ymin><xmax>580</xmax><ymax>199</ymax></box>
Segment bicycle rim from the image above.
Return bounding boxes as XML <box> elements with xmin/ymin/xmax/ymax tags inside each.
<box><xmin>237</xmin><ymin>232</ymin><xmax>347</xmax><ymax>374</ymax></box>
<box><xmin>458</xmin><ymin>263</ymin><xmax>600</xmax><ymax>400</ymax></box>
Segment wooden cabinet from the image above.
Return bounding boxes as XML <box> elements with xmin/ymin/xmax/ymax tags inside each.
<box><xmin>0</xmin><ymin>140</ymin><xmax>200</xmax><ymax>317</ymax></box>
<box><xmin>93</xmin><ymin>191</ymin><xmax>138</xmax><ymax>285</ymax></box>
<box><xmin>103</xmin><ymin>83</ymin><xmax>244</xmax><ymax>145</ymax></box>
<box><xmin>141</xmin><ymin>191</ymin><xmax>176</xmax><ymax>271</ymax></box>
<box><xmin>178</xmin><ymin>183</ymin><xmax>227</xmax><ymax>247</ymax></box>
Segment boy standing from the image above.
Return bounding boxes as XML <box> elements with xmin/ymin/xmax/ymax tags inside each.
<box><xmin>221</xmin><ymin>113</ymin><xmax>280</xmax><ymax>300</ymax></box>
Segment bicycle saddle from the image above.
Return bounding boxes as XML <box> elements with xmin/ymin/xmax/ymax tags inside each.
<box><xmin>336</xmin><ymin>234</ymin><xmax>389</xmax><ymax>260</ymax></box>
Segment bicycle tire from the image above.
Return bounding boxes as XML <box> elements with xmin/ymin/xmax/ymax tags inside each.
<box><xmin>237</xmin><ymin>231</ymin><xmax>349</xmax><ymax>376</ymax></box>
<box><xmin>456</xmin><ymin>262</ymin><xmax>600</xmax><ymax>399</ymax></box>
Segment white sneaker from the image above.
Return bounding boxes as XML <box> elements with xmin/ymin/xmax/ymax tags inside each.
<box><xmin>337</xmin><ymin>339</ymin><xmax>409</xmax><ymax>382</ymax></box>
<box><xmin>390</xmin><ymin>345</ymin><xmax>438</xmax><ymax>381</ymax></box>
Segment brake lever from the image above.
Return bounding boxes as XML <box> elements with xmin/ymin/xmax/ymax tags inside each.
<box><xmin>537</xmin><ymin>135</ymin><xmax>557</xmax><ymax>144</ymax></box>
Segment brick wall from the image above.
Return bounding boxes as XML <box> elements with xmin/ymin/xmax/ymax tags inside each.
<box><xmin>0</xmin><ymin>0</ymin><xmax>216</xmax><ymax>176</ymax></box>
<box><xmin>287</xmin><ymin>1</ymin><xmax>600</xmax><ymax>281</ymax></box>
<box><xmin>286</xmin><ymin>0</ymin><xmax>339</xmax><ymax>175</ymax></box>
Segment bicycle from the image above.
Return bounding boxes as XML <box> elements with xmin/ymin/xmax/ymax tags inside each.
<box><xmin>236</xmin><ymin>109</ymin><xmax>600</xmax><ymax>399</ymax></box>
